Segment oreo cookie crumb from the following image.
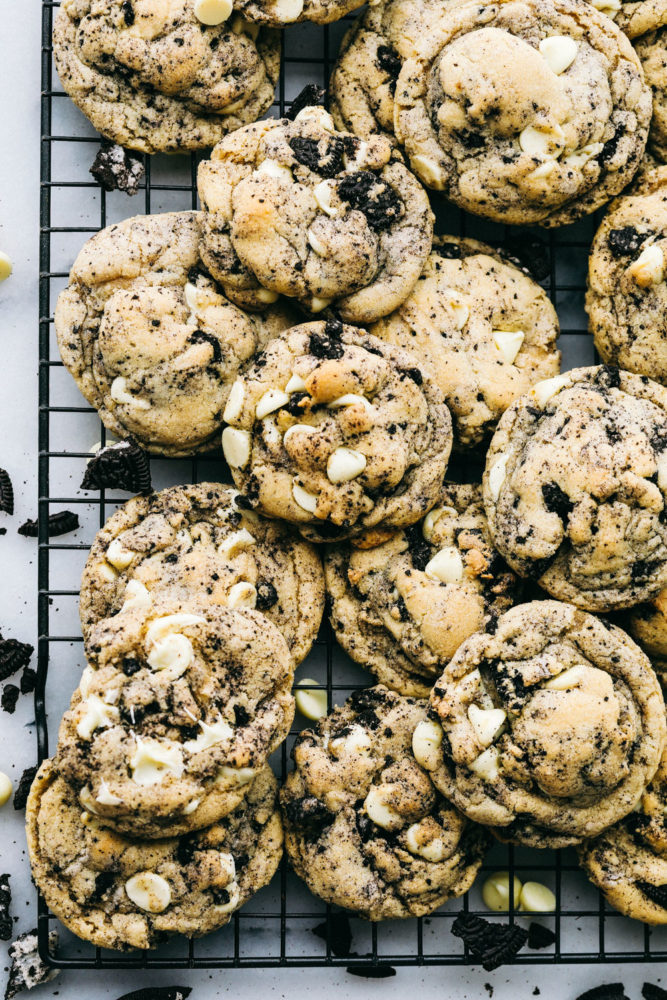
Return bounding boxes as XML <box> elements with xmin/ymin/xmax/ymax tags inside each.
<box><xmin>574</xmin><ymin>986</ymin><xmax>628</xmax><ymax>1000</ymax></box>
<box><xmin>541</xmin><ymin>482</ymin><xmax>574</xmax><ymax>520</ymax></box>
<box><xmin>115</xmin><ymin>989</ymin><xmax>193</xmax><ymax>1000</ymax></box>
<box><xmin>608</xmin><ymin>226</ymin><xmax>647</xmax><ymax>257</ymax></box>
<box><xmin>643</xmin><ymin>985</ymin><xmax>667</xmax><ymax>1000</ymax></box>
<box><xmin>284</xmin><ymin>795</ymin><xmax>335</xmax><ymax>837</ymax></box>
<box><xmin>289</xmin><ymin>136</ymin><xmax>346</xmax><ymax>178</ymax></box>
<box><xmin>18</xmin><ymin>510</ymin><xmax>79</xmax><ymax>538</ymax></box>
<box><xmin>255</xmin><ymin>580</ymin><xmax>278</xmax><ymax>610</ymax></box>
<box><xmin>310</xmin><ymin>329</ymin><xmax>344</xmax><ymax>360</ymax></box>
<box><xmin>90</xmin><ymin>141</ymin><xmax>144</xmax><ymax>196</ymax></box>
<box><xmin>337</xmin><ymin>171</ymin><xmax>402</xmax><ymax>231</ymax></box>
<box><xmin>0</xmin><ymin>469</ymin><xmax>14</xmax><ymax>516</ymax></box>
<box><xmin>346</xmin><ymin>965</ymin><xmax>396</xmax><ymax>979</ymax></box>
<box><xmin>286</xmin><ymin>86</ymin><xmax>326</xmax><ymax>120</ymax></box>
<box><xmin>504</xmin><ymin>232</ymin><xmax>550</xmax><ymax>282</ymax></box>
<box><xmin>376</xmin><ymin>45</ymin><xmax>401</xmax><ymax>79</ymax></box>
<box><xmin>81</xmin><ymin>438</ymin><xmax>152</xmax><ymax>494</ymax></box>
<box><xmin>5</xmin><ymin>928</ymin><xmax>59</xmax><ymax>1000</ymax></box>
<box><xmin>188</xmin><ymin>330</ymin><xmax>223</xmax><ymax>363</ymax></box>
<box><xmin>1</xmin><ymin>685</ymin><xmax>19</xmax><ymax>714</ymax></box>
<box><xmin>0</xmin><ymin>874</ymin><xmax>11</xmax><ymax>941</ymax></box>
<box><xmin>527</xmin><ymin>922</ymin><xmax>556</xmax><ymax>949</ymax></box>
<box><xmin>20</xmin><ymin>668</ymin><xmax>37</xmax><ymax>695</ymax></box>
<box><xmin>637</xmin><ymin>881</ymin><xmax>667</xmax><ymax>909</ymax></box>
<box><xmin>13</xmin><ymin>766</ymin><xmax>37</xmax><ymax>811</ymax></box>
<box><xmin>313</xmin><ymin>913</ymin><xmax>353</xmax><ymax>957</ymax></box>
<box><xmin>0</xmin><ymin>637</ymin><xmax>33</xmax><ymax>682</ymax></box>
<box><xmin>121</xmin><ymin>1</ymin><xmax>135</xmax><ymax>25</ymax></box>
<box><xmin>451</xmin><ymin>913</ymin><xmax>528</xmax><ymax>971</ymax></box>
<box><xmin>405</xmin><ymin>522</ymin><xmax>431</xmax><ymax>572</ymax></box>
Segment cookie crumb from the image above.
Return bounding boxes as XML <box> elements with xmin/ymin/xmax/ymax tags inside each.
<box><xmin>0</xmin><ymin>637</ymin><xmax>34</xmax><ymax>683</ymax></box>
<box><xmin>81</xmin><ymin>438</ymin><xmax>152</xmax><ymax>495</ymax></box>
<box><xmin>451</xmin><ymin>913</ymin><xmax>528</xmax><ymax>970</ymax></box>
<box><xmin>346</xmin><ymin>964</ymin><xmax>395</xmax><ymax>979</ymax></box>
<box><xmin>90</xmin><ymin>141</ymin><xmax>145</xmax><ymax>195</ymax></box>
<box><xmin>1</xmin><ymin>685</ymin><xmax>19</xmax><ymax>714</ymax></box>
<box><xmin>4</xmin><ymin>928</ymin><xmax>59</xmax><ymax>1000</ymax></box>
<box><xmin>286</xmin><ymin>84</ymin><xmax>326</xmax><ymax>120</ymax></box>
<box><xmin>0</xmin><ymin>874</ymin><xmax>12</xmax><ymax>941</ymax></box>
<box><xmin>18</xmin><ymin>511</ymin><xmax>79</xmax><ymax>538</ymax></box>
<box><xmin>13</xmin><ymin>766</ymin><xmax>37</xmax><ymax>811</ymax></box>
<box><xmin>0</xmin><ymin>469</ymin><xmax>14</xmax><ymax>516</ymax></box>
<box><xmin>313</xmin><ymin>913</ymin><xmax>353</xmax><ymax>957</ymax></box>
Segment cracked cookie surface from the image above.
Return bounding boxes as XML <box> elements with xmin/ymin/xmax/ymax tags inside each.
<box><xmin>635</xmin><ymin>28</ymin><xmax>667</xmax><ymax>162</ymax></box>
<box><xmin>79</xmin><ymin>483</ymin><xmax>325</xmax><ymax>666</ymax></box>
<box><xmin>483</xmin><ymin>365</ymin><xmax>667</xmax><ymax>612</ymax></box>
<box><xmin>221</xmin><ymin>320</ymin><xmax>453</xmax><ymax>543</ymax></box>
<box><xmin>392</xmin><ymin>0</ymin><xmax>651</xmax><ymax>225</ymax></box>
<box><xmin>232</xmin><ymin>0</ymin><xmax>366</xmax><ymax>26</ymax></box>
<box><xmin>324</xmin><ymin>483</ymin><xmax>519</xmax><ymax>697</ymax></box>
<box><xmin>27</xmin><ymin>759</ymin><xmax>282</xmax><ymax>949</ymax></box>
<box><xmin>53</xmin><ymin>0</ymin><xmax>280</xmax><ymax>154</ymax></box>
<box><xmin>197</xmin><ymin>108</ymin><xmax>433</xmax><ymax>322</ymax></box>
<box><xmin>417</xmin><ymin>600</ymin><xmax>666</xmax><ymax>848</ymax></box>
<box><xmin>370</xmin><ymin>236</ymin><xmax>561</xmax><ymax>449</ymax></box>
<box><xmin>281</xmin><ymin>685</ymin><xmax>488</xmax><ymax>918</ymax></box>
<box><xmin>55</xmin><ymin>212</ymin><xmax>295</xmax><ymax>456</ymax></box>
<box><xmin>628</xmin><ymin>587</ymin><xmax>667</xmax><ymax>683</ymax></box>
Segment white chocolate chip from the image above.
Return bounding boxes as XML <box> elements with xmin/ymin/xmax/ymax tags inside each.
<box><xmin>0</xmin><ymin>772</ymin><xmax>12</xmax><ymax>807</ymax></box>
<box><xmin>121</xmin><ymin>580</ymin><xmax>152</xmax><ymax>613</ymax></box>
<box><xmin>329</xmin><ymin>724</ymin><xmax>372</xmax><ymax>757</ymax></box>
<box><xmin>223</xmin><ymin>380</ymin><xmax>245</xmax><ymax>424</ymax></box>
<box><xmin>628</xmin><ymin>245</ymin><xmax>665</xmax><ymax>287</ymax></box>
<box><xmin>147</xmin><ymin>633</ymin><xmax>194</xmax><ymax>678</ymax></box>
<box><xmin>411</xmin><ymin>154</ymin><xmax>445</xmax><ymax>189</ymax></box>
<box><xmin>538</xmin><ymin>36</ymin><xmax>578</xmax><ymax>75</ymax></box>
<box><xmin>0</xmin><ymin>252</ymin><xmax>13</xmax><ymax>283</ymax></box>
<box><xmin>227</xmin><ymin>581</ymin><xmax>257</xmax><ymax>609</ymax></box>
<box><xmin>146</xmin><ymin>614</ymin><xmax>204</xmax><ymax>647</ymax></box>
<box><xmin>467</xmin><ymin>704</ymin><xmax>507</xmax><ymax>748</ymax></box>
<box><xmin>76</xmin><ymin>695</ymin><xmax>120</xmax><ymax>740</ymax></box>
<box><xmin>482</xmin><ymin>871</ymin><xmax>523</xmax><ymax>912</ymax></box>
<box><xmin>283</xmin><ymin>423</ymin><xmax>317</xmax><ymax>446</ymax></box>
<box><xmin>327</xmin><ymin>394</ymin><xmax>373</xmax><ymax>412</ymax></box>
<box><xmin>529</xmin><ymin>161</ymin><xmax>558</xmax><ymax>180</ymax></box>
<box><xmin>470</xmin><ymin>745</ymin><xmax>500</xmax><ymax>782</ymax></box>
<box><xmin>182</xmin><ymin>799</ymin><xmax>201</xmax><ymax>815</ymax></box>
<box><xmin>106</xmin><ymin>537</ymin><xmax>135</xmax><ymax>571</ymax></box>
<box><xmin>222</xmin><ymin>427</ymin><xmax>251</xmax><ymax>469</ymax></box>
<box><xmin>343</xmin><ymin>140</ymin><xmax>371</xmax><ymax>170</ymax></box>
<box><xmin>256</xmin><ymin>388</ymin><xmax>289</xmax><ymax>420</ymax></box>
<box><xmin>212</xmin><ymin>881</ymin><xmax>241</xmax><ymax>914</ymax></box>
<box><xmin>79</xmin><ymin>786</ymin><xmax>101</xmax><ymax>816</ymax></box>
<box><xmin>285</xmin><ymin>372</ymin><xmax>307</xmax><ymax>393</ymax></box>
<box><xmin>125</xmin><ymin>872</ymin><xmax>172</xmax><ymax>913</ymax></box>
<box><xmin>230</xmin><ymin>14</ymin><xmax>259</xmax><ymax>38</ymax></box>
<box><xmin>184</xmin><ymin>281</ymin><xmax>217</xmax><ymax>315</ymax></box>
<box><xmin>194</xmin><ymin>0</ymin><xmax>233</xmax><ymax>24</ymax></box>
<box><xmin>110</xmin><ymin>376</ymin><xmax>150</xmax><ymax>410</ymax></box>
<box><xmin>327</xmin><ymin>447</ymin><xmax>367</xmax><ymax>484</ymax></box>
<box><xmin>412</xmin><ymin>718</ymin><xmax>444</xmax><ymax>771</ymax></box>
<box><xmin>519</xmin><ymin>124</ymin><xmax>565</xmax><ymax>159</ymax></box>
<box><xmin>562</xmin><ymin>142</ymin><xmax>603</xmax><ymax>169</ymax></box>
<box><xmin>444</xmin><ymin>289</ymin><xmax>470</xmax><ymax>329</ymax></box>
<box><xmin>256</xmin><ymin>159</ymin><xmax>293</xmax><ymax>183</ymax></box>
<box><xmin>307</xmin><ymin>229</ymin><xmax>328</xmax><ymax>258</ymax></box>
<box><xmin>493</xmin><ymin>330</ymin><xmax>525</xmax><ymax>365</ymax></box>
<box><xmin>256</xmin><ymin>288</ymin><xmax>280</xmax><ymax>304</ymax></box>
<box><xmin>218</xmin><ymin>528</ymin><xmax>256</xmax><ymax>559</ymax></box>
<box><xmin>96</xmin><ymin>779</ymin><xmax>123</xmax><ymax>806</ymax></box>
<box><xmin>544</xmin><ymin>664</ymin><xmax>588</xmax><ymax>690</ymax></box>
<box><xmin>295</xmin><ymin>679</ymin><xmax>327</xmax><ymax>720</ymax></box>
<box><xmin>184</xmin><ymin>717</ymin><xmax>234</xmax><ymax>753</ymax></box>
<box><xmin>364</xmin><ymin>786</ymin><xmax>404</xmax><ymax>831</ymax></box>
<box><xmin>309</xmin><ymin>296</ymin><xmax>333</xmax><ymax>313</ymax></box>
<box><xmin>424</xmin><ymin>546</ymin><xmax>464</xmax><ymax>584</ymax></box>
<box><xmin>79</xmin><ymin>666</ymin><xmax>95</xmax><ymax>699</ymax></box>
<box><xmin>292</xmin><ymin>482</ymin><xmax>319</xmax><ymax>513</ymax></box>
<box><xmin>488</xmin><ymin>454</ymin><xmax>509</xmax><ymax>502</ymax></box>
<box><xmin>519</xmin><ymin>881</ymin><xmax>556</xmax><ymax>913</ymax></box>
<box><xmin>217</xmin><ymin>764</ymin><xmax>257</xmax><ymax>786</ymax></box>
<box><xmin>657</xmin><ymin>454</ymin><xmax>667</xmax><ymax>491</ymax></box>
<box><xmin>422</xmin><ymin>506</ymin><xmax>457</xmax><ymax>542</ymax></box>
<box><xmin>313</xmin><ymin>179</ymin><xmax>339</xmax><ymax>217</ymax></box>
<box><xmin>590</xmin><ymin>0</ymin><xmax>621</xmax><ymax>11</ymax></box>
<box><xmin>130</xmin><ymin>737</ymin><xmax>184</xmax><ymax>785</ymax></box>
<box><xmin>530</xmin><ymin>373</ymin><xmax>570</xmax><ymax>407</ymax></box>
<box><xmin>294</xmin><ymin>105</ymin><xmax>333</xmax><ymax>130</ymax></box>
<box><xmin>217</xmin><ymin>852</ymin><xmax>237</xmax><ymax>883</ymax></box>
<box><xmin>404</xmin><ymin>823</ymin><xmax>447</xmax><ymax>862</ymax></box>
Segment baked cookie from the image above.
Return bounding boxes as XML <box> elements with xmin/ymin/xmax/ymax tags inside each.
<box><xmin>231</xmin><ymin>0</ymin><xmax>366</xmax><ymax>26</ymax></box>
<box><xmin>56</xmin><ymin>604</ymin><xmax>294</xmax><ymax>838</ymax></box>
<box><xmin>578</xmin><ymin>747</ymin><xmax>667</xmax><ymax>924</ymax></box>
<box><xmin>324</xmin><ymin>484</ymin><xmax>518</xmax><ymax>697</ymax></box>
<box><xmin>483</xmin><ymin>365</ymin><xmax>667</xmax><ymax>612</ymax></box>
<box><xmin>370</xmin><ymin>237</ymin><xmax>561</xmax><ymax>449</ymax></box>
<box><xmin>220</xmin><ymin>320</ymin><xmax>453</xmax><ymax>543</ymax></box>
<box><xmin>635</xmin><ymin>29</ymin><xmax>667</xmax><ymax>162</ymax></box>
<box><xmin>197</xmin><ymin>107</ymin><xmax>433</xmax><ymax>322</ymax></box>
<box><xmin>27</xmin><ymin>759</ymin><xmax>282</xmax><ymax>949</ymax></box>
<box><xmin>281</xmin><ymin>686</ymin><xmax>488</xmax><ymax>919</ymax></box>
<box><xmin>52</xmin><ymin>1</ymin><xmax>280</xmax><ymax>154</ymax></box>
<box><xmin>605</xmin><ymin>0</ymin><xmax>667</xmax><ymax>41</ymax></box>
<box><xmin>55</xmin><ymin>212</ymin><xmax>295</xmax><ymax>456</ymax></box>
<box><xmin>79</xmin><ymin>483</ymin><xmax>325</xmax><ymax>667</ymax></box>
<box><xmin>586</xmin><ymin>169</ymin><xmax>667</xmax><ymax>384</ymax></box>
<box><xmin>628</xmin><ymin>588</ymin><xmax>667</xmax><ymax>681</ymax></box>
<box><xmin>392</xmin><ymin>0</ymin><xmax>651</xmax><ymax>225</ymax></box>
<box><xmin>414</xmin><ymin>600</ymin><xmax>666</xmax><ymax>848</ymax></box>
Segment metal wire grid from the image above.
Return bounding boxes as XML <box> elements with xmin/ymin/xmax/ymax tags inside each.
<box><xmin>35</xmin><ymin>0</ymin><xmax>667</xmax><ymax>971</ymax></box>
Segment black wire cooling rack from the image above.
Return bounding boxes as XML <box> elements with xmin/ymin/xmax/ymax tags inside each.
<box><xmin>36</xmin><ymin>0</ymin><xmax>667</xmax><ymax>972</ymax></box>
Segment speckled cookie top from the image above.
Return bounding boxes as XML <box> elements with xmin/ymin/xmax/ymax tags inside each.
<box><xmin>27</xmin><ymin>760</ymin><xmax>282</xmax><ymax>950</ymax></box>
<box><xmin>56</xmin><ymin>604</ymin><xmax>294</xmax><ymax>838</ymax></box>
<box><xmin>417</xmin><ymin>600</ymin><xmax>666</xmax><ymax>848</ymax></box>
<box><xmin>281</xmin><ymin>685</ymin><xmax>488</xmax><ymax>919</ymax></box>
<box><xmin>197</xmin><ymin>108</ymin><xmax>433</xmax><ymax>322</ymax></box>
<box><xmin>370</xmin><ymin>236</ymin><xmax>561</xmax><ymax>448</ymax></box>
<box><xmin>221</xmin><ymin>320</ymin><xmax>453</xmax><ymax>543</ymax></box>
<box><xmin>52</xmin><ymin>1</ymin><xmax>280</xmax><ymax>154</ymax></box>
<box><xmin>608</xmin><ymin>0</ymin><xmax>667</xmax><ymax>40</ymax></box>
<box><xmin>324</xmin><ymin>483</ymin><xmax>519</xmax><ymax>697</ymax></box>
<box><xmin>392</xmin><ymin>0</ymin><xmax>651</xmax><ymax>225</ymax></box>
<box><xmin>628</xmin><ymin>587</ymin><xmax>667</xmax><ymax>676</ymax></box>
<box><xmin>483</xmin><ymin>365</ymin><xmax>667</xmax><ymax>612</ymax></box>
<box><xmin>55</xmin><ymin>212</ymin><xmax>295</xmax><ymax>456</ymax></box>
<box><xmin>79</xmin><ymin>483</ymin><xmax>325</xmax><ymax>666</ymax></box>
<box><xmin>232</xmin><ymin>0</ymin><xmax>366</xmax><ymax>26</ymax></box>
<box><xmin>634</xmin><ymin>27</ymin><xmax>667</xmax><ymax>163</ymax></box>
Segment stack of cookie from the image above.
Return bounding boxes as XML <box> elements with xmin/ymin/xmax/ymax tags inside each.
<box><xmin>34</xmin><ymin>0</ymin><xmax>667</xmax><ymax>946</ymax></box>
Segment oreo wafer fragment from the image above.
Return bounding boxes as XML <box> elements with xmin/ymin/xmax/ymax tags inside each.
<box><xmin>19</xmin><ymin>668</ymin><xmax>36</xmax><ymax>695</ymax></box>
<box><xmin>286</xmin><ymin>84</ymin><xmax>326</xmax><ymax>120</ymax></box>
<box><xmin>0</xmin><ymin>874</ymin><xmax>11</xmax><ymax>940</ymax></box>
<box><xmin>644</xmin><ymin>986</ymin><xmax>667</xmax><ymax>1000</ymax></box>
<box><xmin>451</xmin><ymin>913</ymin><xmax>528</xmax><ymax>971</ymax></box>
<box><xmin>13</xmin><ymin>766</ymin><xmax>37</xmax><ymax>811</ymax></box>
<box><xmin>574</xmin><ymin>986</ymin><xmax>629</xmax><ymax>1000</ymax></box>
<box><xmin>0</xmin><ymin>637</ymin><xmax>33</xmax><ymax>682</ymax></box>
<box><xmin>81</xmin><ymin>438</ymin><xmax>152</xmax><ymax>494</ymax></box>
<box><xmin>313</xmin><ymin>913</ymin><xmax>353</xmax><ymax>957</ymax></box>
<box><xmin>346</xmin><ymin>965</ymin><xmax>396</xmax><ymax>979</ymax></box>
<box><xmin>18</xmin><ymin>510</ymin><xmax>79</xmax><ymax>537</ymax></box>
<box><xmin>527</xmin><ymin>923</ymin><xmax>556</xmax><ymax>950</ymax></box>
<box><xmin>0</xmin><ymin>469</ymin><xmax>14</xmax><ymax>516</ymax></box>
<box><xmin>115</xmin><ymin>990</ymin><xmax>192</xmax><ymax>1000</ymax></box>
<box><xmin>1</xmin><ymin>685</ymin><xmax>19</xmax><ymax>714</ymax></box>
<box><xmin>90</xmin><ymin>141</ymin><xmax>145</xmax><ymax>196</ymax></box>
<box><xmin>637</xmin><ymin>881</ymin><xmax>667</xmax><ymax>909</ymax></box>
<box><xmin>5</xmin><ymin>928</ymin><xmax>59</xmax><ymax>1000</ymax></box>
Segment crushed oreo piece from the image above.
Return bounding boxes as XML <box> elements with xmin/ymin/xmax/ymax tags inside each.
<box><xmin>13</xmin><ymin>766</ymin><xmax>37</xmax><ymax>811</ymax></box>
<box><xmin>18</xmin><ymin>510</ymin><xmax>79</xmax><ymax>538</ymax></box>
<box><xmin>289</xmin><ymin>136</ymin><xmax>346</xmax><ymax>178</ymax></box>
<box><xmin>435</xmin><ymin>241</ymin><xmax>463</xmax><ymax>260</ymax></box>
<box><xmin>451</xmin><ymin>913</ymin><xmax>528</xmax><ymax>971</ymax></box>
<box><xmin>0</xmin><ymin>637</ymin><xmax>33</xmax><ymax>682</ymax></box>
<box><xmin>90</xmin><ymin>141</ymin><xmax>144</xmax><ymax>196</ymax></box>
<box><xmin>81</xmin><ymin>438</ymin><xmax>152</xmax><ymax>494</ymax></box>
<box><xmin>255</xmin><ymin>580</ymin><xmax>278</xmax><ymax>610</ymax></box>
<box><xmin>376</xmin><ymin>45</ymin><xmax>401</xmax><ymax>79</ymax></box>
<box><xmin>1</xmin><ymin>685</ymin><xmax>19</xmax><ymax>714</ymax></box>
<box><xmin>313</xmin><ymin>913</ymin><xmax>353</xmax><ymax>957</ymax></box>
<box><xmin>541</xmin><ymin>482</ymin><xmax>573</xmax><ymax>520</ymax></box>
<box><xmin>310</xmin><ymin>329</ymin><xmax>344</xmax><ymax>360</ymax></box>
<box><xmin>400</xmin><ymin>366</ymin><xmax>423</xmax><ymax>385</ymax></box>
<box><xmin>608</xmin><ymin>226</ymin><xmax>647</xmax><ymax>258</ymax></box>
<box><xmin>637</xmin><ymin>881</ymin><xmax>667</xmax><ymax>909</ymax></box>
<box><xmin>595</xmin><ymin>364</ymin><xmax>621</xmax><ymax>390</ymax></box>
<box><xmin>599</xmin><ymin>124</ymin><xmax>625</xmax><ymax>167</ymax></box>
<box><xmin>574</xmin><ymin>986</ymin><xmax>628</xmax><ymax>1000</ymax></box>
<box><xmin>5</xmin><ymin>928</ymin><xmax>59</xmax><ymax>1000</ymax></box>
<box><xmin>405</xmin><ymin>521</ymin><xmax>431</xmax><ymax>572</ymax></box>
<box><xmin>527</xmin><ymin>922</ymin><xmax>556</xmax><ymax>950</ymax></box>
<box><xmin>0</xmin><ymin>874</ymin><xmax>11</xmax><ymax>940</ymax></box>
<box><xmin>0</xmin><ymin>469</ymin><xmax>14</xmax><ymax>516</ymax></box>
<box><xmin>643</xmin><ymin>985</ymin><xmax>667</xmax><ymax>1000</ymax></box>
<box><xmin>20</xmin><ymin>668</ymin><xmax>37</xmax><ymax>695</ymax></box>
<box><xmin>121</xmin><ymin>0</ymin><xmax>135</xmax><ymax>25</ymax></box>
<box><xmin>284</xmin><ymin>795</ymin><xmax>335</xmax><ymax>837</ymax></box>
<box><xmin>188</xmin><ymin>330</ymin><xmax>223</xmax><ymax>363</ymax></box>
<box><xmin>286</xmin><ymin>86</ymin><xmax>326</xmax><ymax>120</ymax></box>
<box><xmin>346</xmin><ymin>965</ymin><xmax>396</xmax><ymax>979</ymax></box>
<box><xmin>503</xmin><ymin>232</ymin><xmax>551</xmax><ymax>282</ymax></box>
<box><xmin>115</xmin><ymin>989</ymin><xmax>193</xmax><ymax>1000</ymax></box>
<box><xmin>337</xmin><ymin>171</ymin><xmax>402</xmax><ymax>231</ymax></box>
<box><xmin>456</xmin><ymin>129</ymin><xmax>486</xmax><ymax>150</ymax></box>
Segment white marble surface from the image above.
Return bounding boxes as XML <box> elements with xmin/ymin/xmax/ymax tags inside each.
<box><xmin>0</xmin><ymin>3</ymin><xmax>665</xmax><ymax>998</ymax></box>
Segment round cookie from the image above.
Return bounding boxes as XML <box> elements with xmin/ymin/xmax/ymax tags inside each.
<box><xmin>79</xmin><ymin>483</ymin><xmax>324</xmax><ymax>667</ymax></box>
<box><xmin>197</xmin><ymin>107</ymin><xmax>433</xmax><ymax>322</ymax></box>
<box><xmin>56</xmin><ymin>604</ymin><xmax>294</xmax><ymax>838</ymax></box>
<box><xmin>586</xmin><ymin>169</ymin><xmax>667</xmax><ymax>384</ymax></box>
<box><xmin>55</xmin><ymin>212</ymin><xmax>296</xmax><ymax>456</ymax></box>
<box><xmin>605</xmin><ymin>0</ymin><xmax>667</xmax><ymax>41</ymax></box>
<box><xmin>628</xmin><ymin>588</ymin><xmax>667</xmax><ymax>682</ymax></box>
<box><xmin>370</xmin><ymin>236</ymin><xmax>561</xmax><ymax>449</ymax></box>
<box><xmin>635</xmin><ymin>28</ymin><xmax>667</xmax><ymax>162</ymax></box>
<box><xmin>27</xmin><ymin>759</ymin><xmax>282</xmax><ymax>950</ymax></box>
<box><xmin>483</xmin><ymin>365</ymin><xmax>667</xmax><ymax>612</ymax></box>
<box><xmin>281</xmin><ymin>686</ymin><xmax>488</xmax><ymax>919</ymax></box>
<box><xmin>324</xmin><ymin>483</ymin><xmax>519</xmax><ymax>697</ymax></box>
<box><xmin>52</xmin><ymin>1</ymin><xmax>280</xmax><ymax>154</ymax></box>
<box><xmin>232</xmin><ymin>0</ymin><xmax>366</xmax><ymax>26</ymax></box>
<box><xmin>392</xmin><ymin>0</ymin><xmax>651</xmax><ymax>226</ymax></box>
<box><xmin>220</xmin><ymin>320</ymin><xmax>453</xmax><ymax>544</ymax></box>
<box><xmin>414</xmin><ymin>600</ymin><xmax>666</xmax><ymax>848</ymax></box>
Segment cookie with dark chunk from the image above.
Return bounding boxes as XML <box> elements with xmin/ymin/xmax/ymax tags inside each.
<box><xmin>0</xmin><ymin>469</ymin><xmax>14</xmax><ymax>515</ymax></box>
<box><xmin>451</xmin><ymin>913</ymin><xmax>528</xmax><ymax>970</ymax></box>
<box><xmin>4</xmin><ymin>928</ymin><xmax>58</xmax><ymax>1000</ymax></box>
<box><xmin>90</xmin><ymin>142</ymin><xmax>144</xmax><ymax>195</ymax></box>
<box><xmin>281</xmin><ymin>685</ymin><xmax>488</xmax><ymax>919</ymax></box>
<box><xmin>221</xmin><ymin>322</ymin><xmax>452</xmax><ymax>543</ymax></box>
<box><xmin>198</xmin><ymin>109</ymin><xmax>433</xmax><ymax>323</ymax></box>
<box><xmin>18</xmin><ymin>511</ymin><xmax>79</xmax><ymax>538</ymax></box>
<box><xmin>81</xmin><ymin>439</ymin><xmax>152</xmax><ymax>494</ymax></box>
<box><xmin>228</xmin><ymin>0</ymin><xmax>366</xmax><ymax>26</ymax></box>
<box><xmin>416</xmin><ymin>600</ymin><xmax>666</xmax><ymax>848</ymax></box>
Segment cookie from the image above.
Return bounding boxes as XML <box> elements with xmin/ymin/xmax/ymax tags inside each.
<box><xmin>415</xmin><ymin>600</ymin><xmax>666</xmax><ymax>848</ymax></box>
<box><xmin>220</xmin><ymin>321</ymin><xmax>453</xmax><ymax>543</ymax></box>
<box><xmin>607</xmin><ymin>0</ymin><xmax>667</xmax><ymax>41</ymax></box>
<box><xmin>79</xmin><ymin>483</ymin><xmax>324</xmax><ymax>667</ymax></box>
<box><xmin>635</xmin><ymin>29</ymin><xmax>667</xmax><ymax>162</ymax></box>
<box><xmin>55</xmin><ymin>212</ymin><xmax>295</xmax><ymax>456</ymax></box>
<box><xmin>281</xmin><ymin>686</ymin><xmax>488</xmax><ymax>918</ymax></box>
<box><xmin>324</xmin><ymin>483</ymin><xmax>518</xmax><ymax>697</ymax></box>
<box><xmin>27</xmin><ymin>759</ymin><xmax>282</xmax><ymax>949</ymax></box>
<box><xmin>392</xmin><ymin>0</ymin><xmax>651</xmax><ymax>225</ymax></box>
<box><xmin>52</xmin><ymin>1</ymin><xmax>280</xmax><ymax>154</ymax></box>
<box><xmin>55</xmin><ymin>601</ymin><xmax>294</xmax><ymax>838</ymax></box>
<box><xmin>628</xmin><ymin>588</ymin><xmax>667</xmax><ymax>681</ymax></box>
<box><xmin>197</xmin><ymin>107</ymin><xmax>433</xmax><ymax>322</ymax></box>
<box><xmin>483</xmin><ymin>366</ymin><xmax>667</xmax><ymax>612</ymax></box>
<box><xmin>578</xmin><ymin>747</ymin><xmax>667</xmax><ymax>924</ymax></box>
<box><xmin>370</xmin><ymin>237</ymin><xmax>561</xmax><ymax>449</ymax></box>
<box><xmin>586</xmin><ymin>169</ymin><xmax>667</xmax><ymax>384</ymax></box>
<box><xmin>231</xmin><ymin>0</ymin><xmax>366</xmax><ymax>26</ymax></box>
